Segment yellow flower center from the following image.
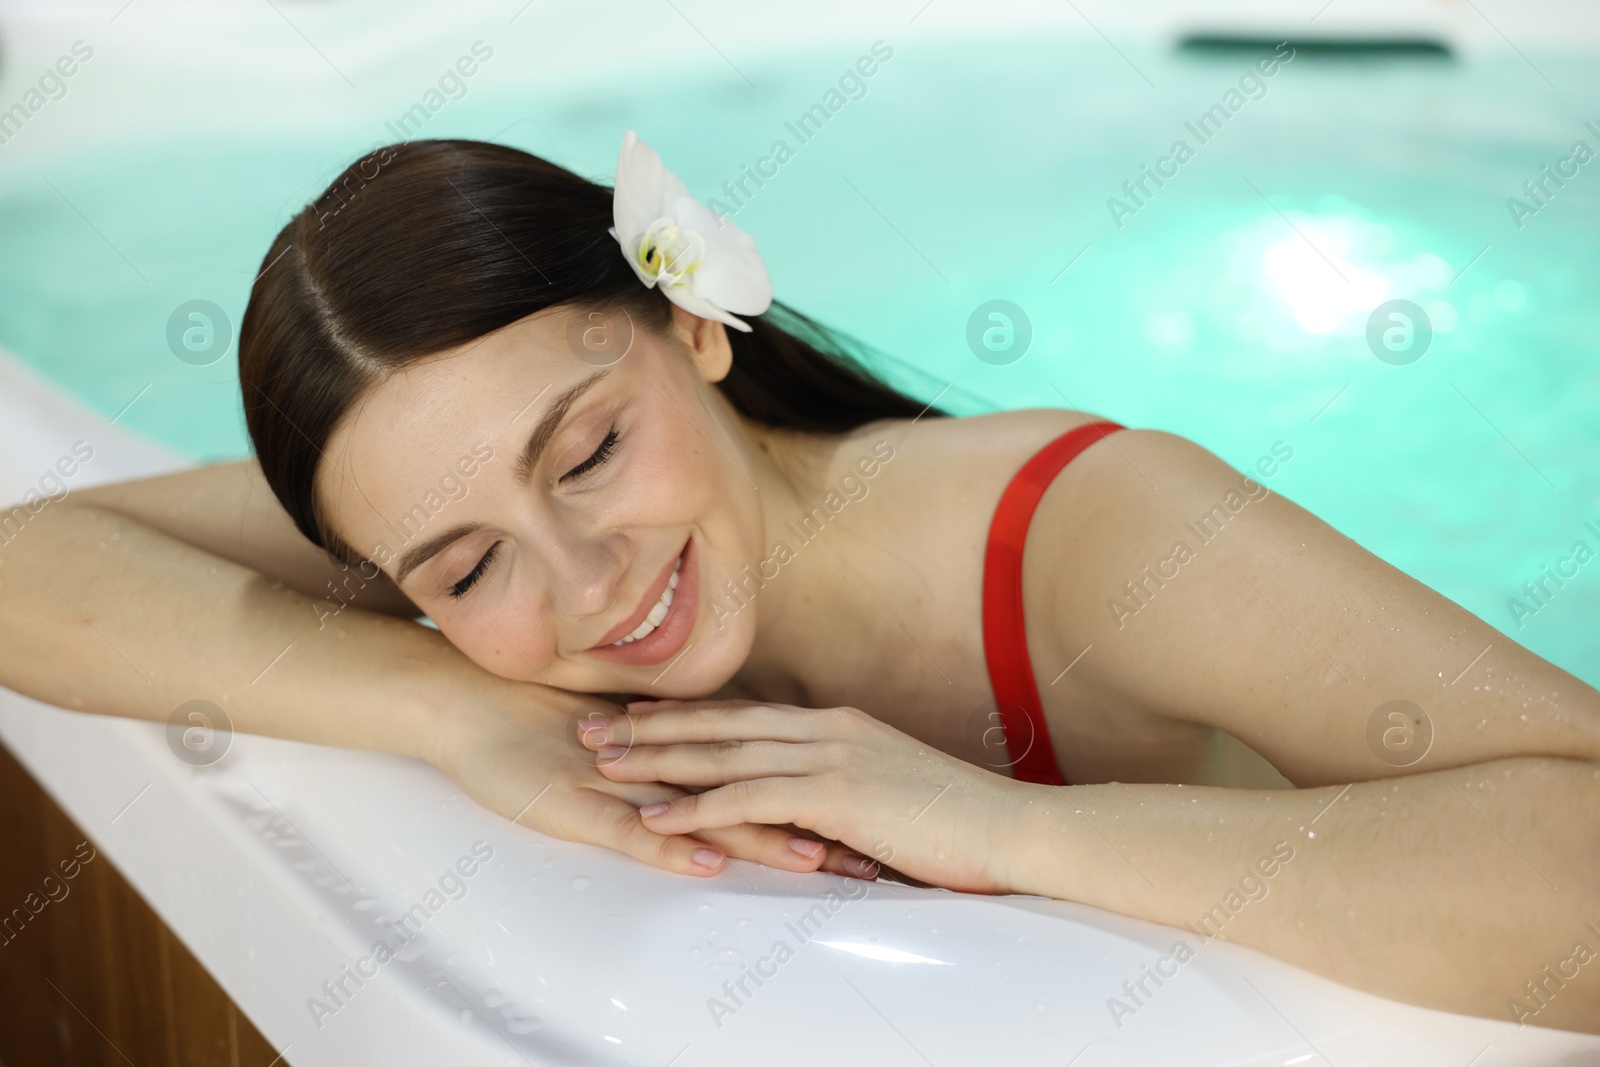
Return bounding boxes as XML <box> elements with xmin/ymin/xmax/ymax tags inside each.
<box><xmin>636</xmin><ymin>218</ymin><xmax>705</xmax><ymax>289</ymax></box>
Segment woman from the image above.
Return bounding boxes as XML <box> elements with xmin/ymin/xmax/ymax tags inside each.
<box><xmin>3</xmin><ymin>132</ymin><xmax>1595</xmax><ymax>1034</ymax></box>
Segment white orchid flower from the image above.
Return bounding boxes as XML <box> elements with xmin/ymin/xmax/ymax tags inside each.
<box><xmin>608</xmin><ymin>130</ymin><xmax>773</xmax><ymax>333</ymax></box>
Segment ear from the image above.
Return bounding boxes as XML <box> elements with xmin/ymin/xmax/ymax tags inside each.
<box><xmin>668</xmin><ymin>303</ymin><xmax>733</xmax><ymax>384</ymax></box>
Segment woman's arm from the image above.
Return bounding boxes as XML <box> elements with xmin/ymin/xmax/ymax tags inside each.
<box><xmin>1020</xmin><ymin>428</ymin><xmax>1600</xmax><ymax>1030</ymax></box>
<box><xmin>998</xmin><ymin>757</ymin><xmax>1599</xmax><ymax>1032</ymax></box>
<box><xmin>0</xmin><ymin>460</ymin><xmax>442</xmax><ymax>754</ymax></box>
<box><xmin>42</xmin><ymin>457</ymin><xmax>422</xmax><ymax>617</ymax></box>
<box><xmin>0</xmin><ymin>461</ymin><xmax>863</xmax><ymax>877</ymax></box>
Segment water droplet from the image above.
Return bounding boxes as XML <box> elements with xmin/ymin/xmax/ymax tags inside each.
<box><xmin>717</xmin><ymin>948</ymin><xmax>740</xmax><ymax>963</ymax></box>
<box><xmin>570</xmin><ymin>875</ymin><xmax>591</xmax><ymax>889</ymax></box>
<box><xmin>506</xmin><ymin>1012</ymin><xmax>544</xmax><ymax>1035</ymax></box>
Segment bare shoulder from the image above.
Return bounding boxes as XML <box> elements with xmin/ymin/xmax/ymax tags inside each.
<box><xmin>818</xmin><ymin>407</ymin><xmax>1119</xmax><ymax>544</ymax></box>
<box><xmin>1022</xmin><ymin>428</ymin><xmax>1600</xmax><ymax>784</ymax></box>
<box><xmin>1022</xmin><ymin>426</ymin><xmax>1273</xmax><ymax>555</ymax></box>
<box><xmin>1018</xmin><ymin>424</ymin><xmax>1327</xmax><ymax>677</ymax></box>
<box><xmin>844</xmin><ymin>406</ymin><xmax>1117</xmax><ymax>479</ymax></box>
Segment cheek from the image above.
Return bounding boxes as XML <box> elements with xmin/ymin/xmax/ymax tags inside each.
<box><xmin>436</xmin><ymin>600</ymin><xmax>555</xmax><ymax>684</ymax></box>
<box><xmin>617</xmin><ymin>406</ymin><xmax>729</xmax><ymax>520</ymax></box>
<box><xmin>646</xmin><ymin>401</ymin><xmax>764</xmax><ymax>547</ymax></box>
<box><xmin>637</xmin><ymin>393</ymin><xmax>766</xmax><ymax>645</ymax></box>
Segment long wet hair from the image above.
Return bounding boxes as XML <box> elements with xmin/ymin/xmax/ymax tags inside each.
<box><xmin>239</xmin><ymin>138</ymin><xmax>945</xmax><ymax>565</ymax></box>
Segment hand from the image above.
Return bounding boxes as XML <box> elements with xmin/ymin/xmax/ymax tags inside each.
<box><xmin>577</xmin><ymin>699</ymin><xmax>1033</xmax><ymax>894</ymax></box>
<box><xmin>430</xmin><ymin>688</ymin><xmax>872</xmax><ymax>879</ymax></box>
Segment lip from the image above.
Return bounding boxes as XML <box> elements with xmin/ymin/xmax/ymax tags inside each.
<box><xmin>584</xmin><ymin>535</ymin><xmax>697</xmax><ymax>667</ymax></box>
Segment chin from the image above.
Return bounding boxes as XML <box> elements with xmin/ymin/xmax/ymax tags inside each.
<box><xmin>656</xmin><ymin>620</ymin><xmax>755</xmax><ymax>699</ymax></box>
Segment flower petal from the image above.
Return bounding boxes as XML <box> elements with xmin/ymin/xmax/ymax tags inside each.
<box><xmin>610</xmin><ymin>131</ymin><xmax>770</xmax><ymax>332</ymax></box>
<box><xmin>672</xmin><ymin>195</ymin><xmax>772</xmax><ymax>318</ymax></box>
<box><xmin>611</xmin><ymin>131</ymin><xmax>664</xmax><ymax>246</ymax></box>
<box><xmin>661</xmin><ymin>283</ymin><xmax>754</xmax><ymax>332</ymax></box>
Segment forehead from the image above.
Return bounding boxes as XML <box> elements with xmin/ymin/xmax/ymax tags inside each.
<box><xmin>317</xmin><ymin>307</ymin><xmax>584</xmax><ymax>547</ymax></box>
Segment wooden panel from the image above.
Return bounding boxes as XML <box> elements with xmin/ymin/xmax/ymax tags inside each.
<box><xmin>0</xmin><ymin>739</ymin><xmax>281</xmax><ymax>1066</ymax></box>
<box><xmin>234</xmin><ymin>998</ymin><xmax>286</xmax><ymax>1066</ymax></box>
<box><xmin>0</xmin><ymin>731</ymin><xmax>57</xmax><ymax>1066</ymax></box>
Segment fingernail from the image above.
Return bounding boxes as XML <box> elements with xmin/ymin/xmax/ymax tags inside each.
<box><xmin>625</xmin><ymin>700</ymin><xmax>656</xmax><ymax>710</ymax></box>
<box><xmin>580</xmin><ymin>723</ymin><xmax>610</xmax><ymax>743</ymax></box>
<box><xmin>598</xmin><ymin>744</ymin><xmax>628</xmax><ymax>761</ymax></box>
<box><xmin>691</xmin><ymin>847</ymin><xmax>724</xmax><ymax>867</ymax></box>
<box><xmin>841</xmin><ymin>855</ymin><xmax>879</xmax><ymax>879</ymax></box>
<box><xmin>787</xmin><ymin>837</ymin><xmax>824</xmax><ymax>859</ymax></box>
<box><xmin>639</xmin><ymin>801</ymin><xmax>670</xmax><ymax>816</ymax></box>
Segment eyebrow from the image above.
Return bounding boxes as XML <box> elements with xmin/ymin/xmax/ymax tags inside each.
<box><xmin>392</xmin><ymin>370</ymin><xmax>610</xmax><ymax>587</ymax></box>
<box><xmin>514</xmin><ymin>370</ymin><xmax>610</xmax><ymax>485</ymax></box>
<box><xmin>394</xmin><ymin>521</ymin><xmax>481</xmax><ymax>585</ymax></box>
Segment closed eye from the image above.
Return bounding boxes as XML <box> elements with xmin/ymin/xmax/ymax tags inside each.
<box><xmin>445</xmin><ymin>426</ymin><xmax>621</xmax><ymax>599</ymax></box>
<box><xmin>447</xmin><ymin>542</ymin><xmax>498</xmax><ymax>599</ymax></box>
<box><xmin>561</xmin><ymin>425</ymin><xmax>620</xmax><ymax>482</ymax></box>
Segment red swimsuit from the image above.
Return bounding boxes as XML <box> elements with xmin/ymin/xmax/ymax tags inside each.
<box><xmin>981</xmin><ymin>421</ymin><xmax>1126</xmax><ymax>786</ymax></box>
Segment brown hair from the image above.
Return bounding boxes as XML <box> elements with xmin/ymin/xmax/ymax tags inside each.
<box><xmin>238</xmin><ymin>138</ymin><xmax>945</xmax><ymax>564</ymax></box>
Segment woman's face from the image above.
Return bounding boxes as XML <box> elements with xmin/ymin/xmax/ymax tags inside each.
<box><xmin>319</xmin><ymin>302</ymin><xmax>768</xmax><ymax>697</ymax></box>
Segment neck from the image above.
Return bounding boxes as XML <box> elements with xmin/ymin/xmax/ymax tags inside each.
<box><xmin>719</xmin><ymin>409</ymin><xmax>880</xmax><ymax>709</ymax></box>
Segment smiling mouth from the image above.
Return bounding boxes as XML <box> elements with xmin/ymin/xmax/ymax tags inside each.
<box><xmin>609</xmin><ymin>555</ymin><xmax>680</xmax><ymax>645</ymax></box>
<box><xmin>584</xmin><ymin>536</ymin><xmax>696</xmax><ymax>664</ymax></box>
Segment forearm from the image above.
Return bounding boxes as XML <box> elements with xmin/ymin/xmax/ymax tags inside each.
<box><xmin>1002</xmin><ymin>757</ymin><xmax>1600</xmax><ymax>1032</ymax></box>
<box><xmin>0</xmin><ymin>504</ymin><xmax>547</xmax><ymax>764</ymax></box>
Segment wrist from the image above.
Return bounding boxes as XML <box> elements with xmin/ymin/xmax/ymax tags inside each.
<box><xmin>990</xmin><ymin>777</ymin><xmax>1062</xmax><ymax>897</ymax></box>
<box><xmin>400</xmin><ymin>640</ymin><xmax>611</xmax><ymax>773</ymax></box>
<box><xmin>395</xmin><ymin>637</ymin><xmax>519</xmax><ymax>770</ymax></box>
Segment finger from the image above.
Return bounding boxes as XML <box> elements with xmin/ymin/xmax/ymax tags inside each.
<box><xmin>636</xmin><ymin>778</ymin><xmax>808</xmax><ymax>835</ymax></box>
<box><xmin>770</xmin><ymin>827</ymin><xmax>875</xmax><ymax>880</ymax></box>
<box><xmin>566</xmin><ymin>789</ymin><xmax>729</xmax><ymax>877</ymax></box>
<box><xmin>768</xmin><ymin>825</ymin><xmax>877</xmax><ymax>880</ymax></box>
<box><xmin>694</xmin><ymin>823</ymin><xmax>829</xmax><ymax>873</ymax></box>
<box><xmin>816</xmin><ymin>842</ymin><xmax>880</xmax><ymax>880</ymax></box>
<box><xmin>587</xmin><ymin>778</ymin><xmax>690</xmax><ymax>805</ymax></box>
<box><xmin>579</xmin><ymin>704</ymin><xmax>828</xmax><ymax>750</ymax></box>
<box><xmin>625</xmin><ymin>698</ymin><xmax>768</xmax><ymax>712</ymax></box>
<box><xmin>593</xmin><ymin>739</ymin><xmax>818</xmax><ymax>785</ymax></box>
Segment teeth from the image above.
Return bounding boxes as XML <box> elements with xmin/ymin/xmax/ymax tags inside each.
<box><xmin>612</xmin><ymin>554</ymin><xmax>683</xmax><ymax>646</ymax></box>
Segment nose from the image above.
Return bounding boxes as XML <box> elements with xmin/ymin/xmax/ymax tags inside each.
<box><xmin>545</xmin><ymin>533</ymin><xmax>629</xmax><ymax>625</ymax></box>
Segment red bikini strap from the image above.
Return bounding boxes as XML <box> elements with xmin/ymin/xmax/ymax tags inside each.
<box><xmin>981</xmin><ymin>421</ymin><xmax>1126</xmax><ymax>786</ymax></box>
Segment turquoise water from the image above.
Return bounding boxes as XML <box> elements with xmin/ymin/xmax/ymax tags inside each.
<box><xmin>0</xmin><ymin>36</ymin><xmax>1595</xmax><ymax>683</ymax></box>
